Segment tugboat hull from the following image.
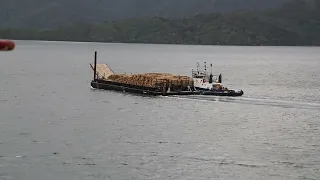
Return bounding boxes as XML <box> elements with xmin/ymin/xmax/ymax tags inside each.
<box><xmin>200</xmin><ymin>90</ymin><xmax>244</xmax><ymax>96</ymax></box>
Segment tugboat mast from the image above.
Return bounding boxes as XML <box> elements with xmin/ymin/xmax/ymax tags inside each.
<box><xmin>209</xmin><ymin>63</ymin><xmax>213</xmax><ymax>83</ymax></box>
<box><xmin>197</xmin><ymin>62</ymin><xmax>200</xmax><ymax>74</ymax></box>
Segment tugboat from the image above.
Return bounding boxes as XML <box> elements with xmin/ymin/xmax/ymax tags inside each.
<box><xmin>191</xmin><ymin>62</ymin><xmax>243</xmax><ymax>96</ymax></box>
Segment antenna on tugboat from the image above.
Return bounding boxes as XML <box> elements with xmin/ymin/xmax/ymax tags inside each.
<box><xmin>197</xmin><ymin>61</ymin><xmax>200</xmax><ymax>74</ymax></box>
<box><xmin>209</xmin><ymin>63</ymin><xmax>213</xmax><ymax>83</ymax></box>
<box><xmin>204</xmin><ymin>62</ymin><xmax>207</xmax><ymax>75</ymax></box>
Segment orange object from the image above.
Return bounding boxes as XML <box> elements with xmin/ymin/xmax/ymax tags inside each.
<box><xmin>0</xmin><ymin>40</ymin><xmax>15</xmax><ymax>51</ymax></box>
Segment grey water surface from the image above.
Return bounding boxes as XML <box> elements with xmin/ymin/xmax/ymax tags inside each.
<box><xmin>0</xmin><ymin>41</ymin><xmax>320</xmax><ymax>180</ymax></box>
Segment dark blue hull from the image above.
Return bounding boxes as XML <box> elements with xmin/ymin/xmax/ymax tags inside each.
<box><xmin>199</xmin><ymin>90</ymin><xmax>244</xmax><ymax>96</ymax></box>
<box><xmin>196</xmin><ymin>88</ymin><xmax>244</xmax><ymax>97</ymax></box>
<box><xmin>91</xmin><ymin>79</ymin><xmax>244</xmax><ymax>97</ymax></box>
<box><xmin>91</xmin><ymin>80</ymin><xmax>163</xmax><ymax>96</ymax></box>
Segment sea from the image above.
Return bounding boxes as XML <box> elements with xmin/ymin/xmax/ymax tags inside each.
<box><xmin>0</xmin><ymin>40</ymin><xmax>319</xmax><ymax>180</ymax></box>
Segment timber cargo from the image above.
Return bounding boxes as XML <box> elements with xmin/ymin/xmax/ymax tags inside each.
<box><xmin>107</xmin><ymin>73</ymin><xmax>194</xmax><ymax>92</ymax></box>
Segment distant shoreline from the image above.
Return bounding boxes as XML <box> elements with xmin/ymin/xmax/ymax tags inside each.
<box><xmin>9</xmin><ymin>39</ymin><xmax>320</xmax><ymax>47</ymax></box>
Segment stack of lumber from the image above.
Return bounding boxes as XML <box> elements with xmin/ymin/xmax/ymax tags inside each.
<box><xmin>92</xmin><ymin>64</ymin><xmax>114</xmax><ymax>79</ymax></box>
<box><xmin>107</xmin><ymin>73</ymin><xmax>193</xmax><ymax>88</ymax></box>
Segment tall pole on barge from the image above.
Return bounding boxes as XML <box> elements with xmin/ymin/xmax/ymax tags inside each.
<box><xmin>94</xmin><ymin>51</ymin><xmax>97</xmax><ymax>80</ymax></box>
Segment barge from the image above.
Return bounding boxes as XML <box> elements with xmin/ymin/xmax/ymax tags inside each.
<box><xmin>90</xmin><ymin>51</ymin><xmax>243</xmax><ymax>97</ymax></box>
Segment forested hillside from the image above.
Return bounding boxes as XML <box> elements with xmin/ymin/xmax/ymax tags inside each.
<box><xmin>0</xmin><ymin>0</ymin><xmax>288</xmax><ymax>28</ymax></box>
<box><xmin>1</xmin><ymin>0</ymin><xmax>319</xmax><ymax>46</ymax></box>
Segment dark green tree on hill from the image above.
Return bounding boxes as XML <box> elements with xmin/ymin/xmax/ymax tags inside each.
<box><xmin>0</xmin><ymin>0</ymin><xmax>319</xmax><ymax>46</ymax></box>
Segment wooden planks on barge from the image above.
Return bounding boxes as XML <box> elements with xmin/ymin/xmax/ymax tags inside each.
<box><xmin>91</xmin><ymin>63</ymin><xmax>114</xmax><ymax>79</ymax></box>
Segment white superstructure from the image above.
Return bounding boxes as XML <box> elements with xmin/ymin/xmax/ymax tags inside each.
<box><xmin>191</xmin><ymin>62</ymin><xmax>225</xmax><ymax>91</ymax></box>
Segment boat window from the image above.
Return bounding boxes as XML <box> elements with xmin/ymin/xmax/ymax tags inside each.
<box><xmin>194</xmin><ymin>75</ymin><xmax>205</xmax><ymax>78</ymax></box>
